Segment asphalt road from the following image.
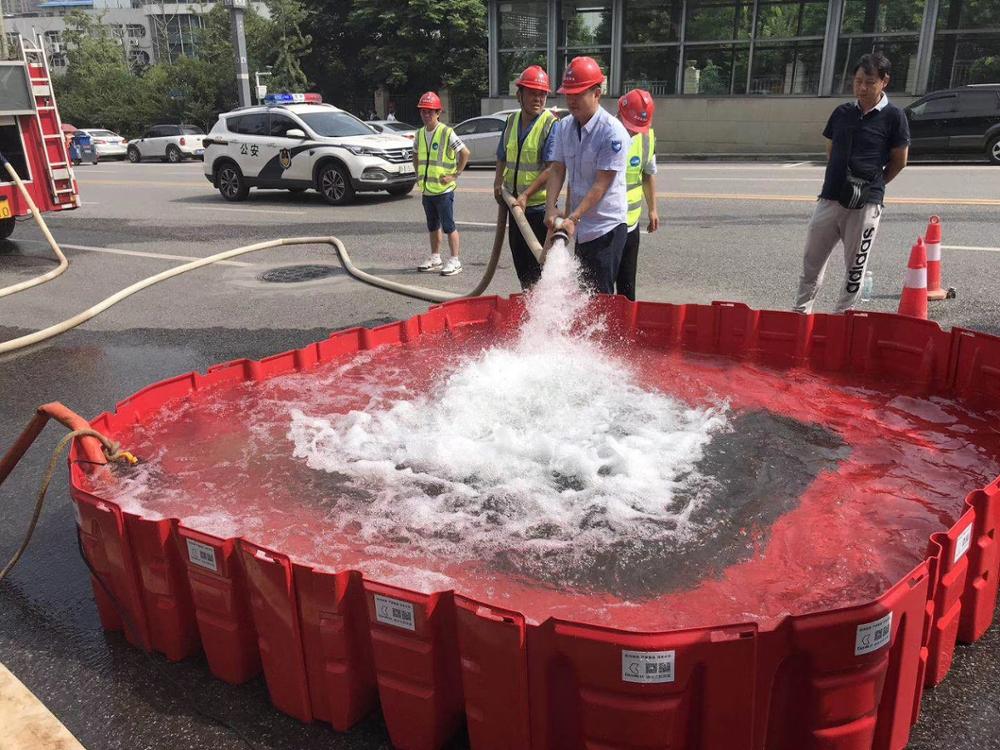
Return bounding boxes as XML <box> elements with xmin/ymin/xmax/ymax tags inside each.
<box><xmin>1</xmin><ymin>158</ymin><xmax>999</xmax><ymax>750</ymax></box>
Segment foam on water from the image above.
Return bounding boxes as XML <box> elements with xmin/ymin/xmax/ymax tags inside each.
<box><xmin>289</xmin><ymin>242</ymin><xmax>729</xmax><ymax>575</ymax></box>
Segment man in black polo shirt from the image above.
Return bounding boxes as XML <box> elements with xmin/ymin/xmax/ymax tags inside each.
<box><xmin>793</xmin><ymin>52</ymin><xmax>910</xmax><ymax>314</ymax></box>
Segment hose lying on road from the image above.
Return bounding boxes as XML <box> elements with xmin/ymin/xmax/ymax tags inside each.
<box><xmin>0</xmin><ymin>154</ymin><xmax>69</xmax><ymax>299</ymax></box>
<box><xmin>0</xmin><ymin>168</ymin><xmax>544</xmax><ymax>354</ymax></box>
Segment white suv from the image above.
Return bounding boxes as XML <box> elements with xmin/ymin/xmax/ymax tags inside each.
<box><xmin>127</xmin><ymin>124</ymin><xmax>206</xmax><ymax>163</ymax></box>
<box><xmin>203</xmin><ymin>97</ymin><xmax>416</xmax><ymax>205</ymax></box>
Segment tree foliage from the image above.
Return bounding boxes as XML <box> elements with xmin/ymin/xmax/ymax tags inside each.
<box><xmin>294</xmin><ymin>0</ymin><xmax>489</xmax><ymax>115</ymax></box>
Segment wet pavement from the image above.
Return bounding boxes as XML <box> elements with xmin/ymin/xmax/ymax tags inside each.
<box><xmin>1</xmin><ymin>160</ymin><xmax>999</xmax><ymax>748</ymax></box>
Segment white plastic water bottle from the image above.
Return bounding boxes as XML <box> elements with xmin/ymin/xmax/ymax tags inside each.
<box><xmin>861</xmin><ymin>270</ymin><xmax>873</xmax><ymax>302</ymax></box>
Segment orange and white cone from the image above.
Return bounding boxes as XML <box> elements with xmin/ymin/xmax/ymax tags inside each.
<box><xmin>898</xmin><ymin>237</ymin><xmax>928</xmax><ymax>319</ymax></box>
<box><xmin>925</xmin><ymin>215</ymin><xmax>948</xmax><ymax>301</ymax></box>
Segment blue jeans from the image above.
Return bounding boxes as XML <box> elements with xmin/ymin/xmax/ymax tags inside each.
<box><xmin>422</xmin><ymin>192</ymin><xmax>457</xmax><ymax>234</ymax></box>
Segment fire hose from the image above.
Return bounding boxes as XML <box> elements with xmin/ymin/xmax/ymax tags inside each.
<box><xmin>0</xmin><ymin>150</ymin><xmax>546</xmax><ymax>354</ymax></box>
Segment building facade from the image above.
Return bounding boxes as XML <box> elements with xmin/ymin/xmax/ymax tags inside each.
<box><xmin>4</xmin><ymin>1</ymin><xmax>266</xmax><ymax>71</ymax></box>
<box><xmin>486</xmin><ymin>0</ymin><xmax>1000</xmax><ymax>153</ymax></box>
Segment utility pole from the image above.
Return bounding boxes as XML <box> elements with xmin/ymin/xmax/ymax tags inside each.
<box><xmin>223</xmin><ymin>0</ymin><xmax>251</xmax><ymax>107</ymax></box>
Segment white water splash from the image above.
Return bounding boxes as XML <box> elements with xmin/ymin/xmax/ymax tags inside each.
<box><xmin>289</xmin><ymin>242</ymin><xmax>729</xmax><ymax>566</ymax></box>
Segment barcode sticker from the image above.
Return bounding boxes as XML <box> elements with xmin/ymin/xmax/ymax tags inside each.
<box><xmin>621</xmin><ymin>650</ymin><xmax>675</xmax><ymax>684</ymax></box>
<box><xmin>954</xmin><ymin>525</ymin><xmax>973</xmax><ymax>564</ymax></box>
<box><xmin>855</xmin><ymin>612</ymin><xmax>893</xmax><ymax>656</ymax></box>
<box><xmin>186</xmin><ymin>539</ymin><xmax>218</xmax><ymax>572</ymax></box>
<box><xmin>374</xmin><ymin>594</ymin><xmax>415</xmax><ymax>631</ymax></box>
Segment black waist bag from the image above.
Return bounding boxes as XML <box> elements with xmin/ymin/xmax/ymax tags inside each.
<box><xmin>838</xmin><ymin>168</ymin><xmax>874</xmax><ymax>209</ymax></box>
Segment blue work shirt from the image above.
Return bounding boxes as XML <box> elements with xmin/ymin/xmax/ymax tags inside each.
<box><xmin>551</xmin><ymin>105</ymin><xmax>630</xmax><ymax>243</ymax></box>
<box><xmin>496</xmin><ymin>112</ymin><xmax>557</xmax><ymax>213</ymax></box>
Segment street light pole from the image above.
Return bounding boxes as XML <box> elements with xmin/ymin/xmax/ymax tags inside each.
<box><xmin>223</xmin><ymin>0</ymin><xmax>251</xmax><ymax>107</ymax></box>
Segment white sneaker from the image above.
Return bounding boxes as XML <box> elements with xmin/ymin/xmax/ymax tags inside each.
<box><xmin>417</xmin><ymin>255</ymin><xmax>443</xmax><ymax>272</ymax></box>
<box><xmin>440</xmin><ymin>258</ymin><xmax>463</xmax><ymax>276</ymax></box>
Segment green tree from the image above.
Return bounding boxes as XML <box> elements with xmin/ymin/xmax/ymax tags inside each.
<box><xmin>53</xmin><ymin>12</ymin><xmax>135</xmax><ymax>131</ymax></box>
<box><xmin>346</xmin><ymin>0</ymin><xmax>487</xmax><ymax>96</ymax></box>
<box><xmin>265</xmin><ymin>0</ymin><xmax>312</xmax><ymax>90</ymax></box>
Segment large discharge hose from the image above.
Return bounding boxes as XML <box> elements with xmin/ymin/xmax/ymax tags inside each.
<box><xmin>0</xmin><ymin>152</ymin><xmax>546</xmax><ymax>354</ymax></box>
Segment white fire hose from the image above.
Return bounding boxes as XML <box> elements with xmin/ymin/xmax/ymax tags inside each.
<box><xmin>0</xmin><ymin>153</ymin><xmax>547</xmax><ymax>355</ymax></box>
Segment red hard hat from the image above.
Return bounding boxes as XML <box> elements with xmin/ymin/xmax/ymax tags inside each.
<box><xmin>617</xmin><ymin>88</ymin><xmax>655</xmax><ymax>133</ymax></box>
<box><xmin>516</xmin><ymin>65</ymin><xmax>551</xmax><ymax>93</ymax></box>
<box><xmin>417</xmin><ymin>91</ymin><xmax>442</xmax><ymax>110</ymax></box>
<box><xmin>557</xmin><ymin>56</ymin><xmax>606</xmax><ymax>95</ymax></box>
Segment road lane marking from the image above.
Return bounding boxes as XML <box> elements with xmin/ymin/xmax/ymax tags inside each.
<box><xmin>458</xmin><ymin>187</ymin><xmax>1000</xmax><ymax>206</ymax></box>
<box><xmin>782</xmin><ymin>161</ymin><xmax>809</xmax><ymax>167</ymax></box>
<box><xmin>188</xmin><ymin>206</ymin><xmax>308</xmax><ymax>215</ymax></box>
<box><xmin>942</xmin><ymin>245</ymin><xmax>1000</xmax><ymax>253</ymax></box>
<box><xmin>455</xmin><ymin>220</ymin><xmax>499</xmax><ymax>227</ymax></box>
<box><xmin>681</xmin><ymin>177</ymin><xmax>818</xmax><ymax>182</ymax></box>
<box><xmin>81</xmin><ymin>178</ymin><xmax>206</xmax><ymax>188</ymax></box>
<box><xmin>15</xmin><ymin>239</ymin><xmax>253</xmax><ymax>267</ymax></box>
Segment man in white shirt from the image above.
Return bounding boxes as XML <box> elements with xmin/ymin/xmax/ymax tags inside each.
<box><xmin>545</xmin><ymin>56</ymin><xmax>631</xmax><ymax>293</ymax></box>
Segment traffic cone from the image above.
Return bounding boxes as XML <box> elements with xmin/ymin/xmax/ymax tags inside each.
<box><xmin>898</xmin><ymin>237</ymin><xmax>928</xmax><ymax>319</ymax></box>
<box><xmin>924</xmin><ymin>215</ymin><xmax>954</xmax><ymax>301</ymax></box>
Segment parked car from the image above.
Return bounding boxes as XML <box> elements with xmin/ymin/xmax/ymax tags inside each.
<box><xmin>80</xmin><ymin>128</ymin><xmax>128</xmax><ymax>160</ymax></box>
<box><xmin>904</xmin><ymin>84</ymin><xmax>1000</xmax><ymax>164</ymax></box>
<box><xmin>453</xmin><ymin>108</ymin><xmax>569</xmax><ymax>165</ymax></box>
<box><xmin>204</xmin><ymin>93</ymin><xmax>416</xmax><ymax>205</ymax></box>
<box><xmin>366</xmin><ymin>120</ymin><xmax>418</xmax><ymax>141</ymax></box>
<box><xmin>127</xmin><ymin>124</ymin><xmax>206</xmax><ymax>163</ymax></box>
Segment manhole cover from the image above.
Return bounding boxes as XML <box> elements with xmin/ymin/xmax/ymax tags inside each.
<box><xmin>258</xmin><ymin>265</ymin><xmax>341</xmax><ymax>283</ymax></box>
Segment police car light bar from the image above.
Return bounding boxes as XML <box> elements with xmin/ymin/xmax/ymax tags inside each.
<box><xmin>264</xmin><ymin>93</ymin><xmax>323</xmax><ymax>105</ymax></box>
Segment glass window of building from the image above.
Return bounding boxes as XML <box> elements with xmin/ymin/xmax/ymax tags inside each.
<box><xmin>929</xmin><ymin>33</ymin><xmax>1000</xmax><ymax>89</ymax></box>
<box><xmin>498</xmin><ymin>0</ymin><xmax>548</xmax><ymax>48</ymax></box>
<box><xmin>832</xmin><ymin>37</ymin><xmax>921</xmax><ymax>94</ymax></box>
<box><xmin>681</xmin><ymin>46</ymin><xmax>750</xmax><ymax>94</ymax></box>
<box><xmin>936</xmin><ymin>0</ymin><xmax>1000</xmax><ymax>30</ymax></box>
<box><xmin>623</xmin><ymin>0</ymin><xmax>682</xmax><ymax>44</ymax></box>
<box><xmin>558</xmin><ymin>0</ymin><xmax>613</xmax><ymax>47</ymax></box>
<box><xmin>685</xmin><ymin>0</ymin><xmax>754</xmax><ymax>42</ymax></box>
<box><xmin>750</xmin><ymin>41</ymin><xmax>823</xmax><ymax>94</ymax></box>
<box><xmin>497</xmin><ymin>1</ymin><xmax>548</xmax><ymax>95</ymax></box>
<box><xmin>754</xmin><ymin>0</ymin><xmax>828</xmax><ymax>39</ymax></box>
<box><xmin>622</xmin><ymin>47</ymin><xmax>679</xmax><ymax>96</ymax></box>
<box><xmin>841</xmin><ymin>0</ymin><xmax>926</xmax><ymax>34</ymax></box>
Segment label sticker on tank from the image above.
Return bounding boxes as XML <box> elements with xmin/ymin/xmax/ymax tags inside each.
<box><xmin>854</xmin><ymin>612</ymin><xmax>892</xmax><ymax>656</ymax></box>
<box><xmin>621</xmin><ymin>650</ymin><xmax>675</xmax><ymax>684</ymax></box>
<box><xmin>374</xmin><ymin>594</ymin><xmax>415</xmax><ymax>631</ymax></box>
<box><xmin>954</xmin><ymin>525</ymin><xmax>973</xmax><ymax>563</ymax></box>
<box><xmin>186</xmin><ymin>539</ymin><xmax>219</xmax><ymax>573</ymax></box>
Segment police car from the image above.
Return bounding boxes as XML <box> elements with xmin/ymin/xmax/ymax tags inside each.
<box><xmin>203</xmin><ymin>93</ymin><xmax>417</xmax><ymax>205</ymax></box>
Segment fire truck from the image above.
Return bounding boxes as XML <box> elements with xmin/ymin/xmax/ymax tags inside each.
<box><xmin>0</xmin><ymin>35</ymin><xmax>79</xmax><ymax>241</ymax></box>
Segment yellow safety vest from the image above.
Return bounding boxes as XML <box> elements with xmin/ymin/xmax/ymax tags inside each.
<box><xmin>416</xmin><ymin>124</ymin><xmax>458</xmax><ymax>195</ymax></box>
<box><xmin>501</xmin><ymin>109</ymin><xmax>556</xmax><ymax>208</ymax></box>
<box><xmin>626</xmin><ymin>127</ymin><xmax>656</xmax><ymax>230</ymax></box>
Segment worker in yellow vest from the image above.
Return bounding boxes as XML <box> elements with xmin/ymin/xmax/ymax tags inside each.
<box><xmin>413</xmin><ymin>91</ymin><xmax>471</xmax><ymax>276</ymax></box>
<box><xmin>492</xmin><ymin>65</ymin><xmax>558</xmax><ymax>288</ymax></box>
<box><xmin>616</xmin><ymin>89</ymin><xmax>659</xmax><ymax>300</ymax></box>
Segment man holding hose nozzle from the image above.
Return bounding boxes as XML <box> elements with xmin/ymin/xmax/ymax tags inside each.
<box><xmin>492</xmin><ymin>65</ymin><xmax>558</xmax><ymax>289</ymax></box>
<box><xmin>544</xmin><ymin>57</ymin><xmax>630</xmax><ymax>294</ymax></box>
